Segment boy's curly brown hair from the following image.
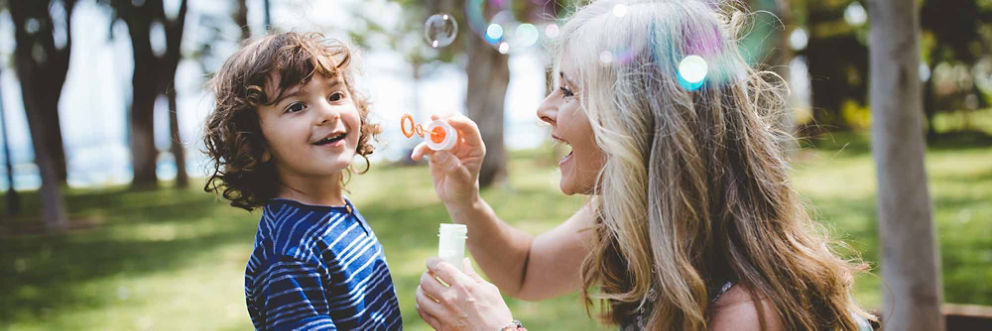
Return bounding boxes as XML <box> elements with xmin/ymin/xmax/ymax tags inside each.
<box><xmin>203</xmin><ymin>32</ymin><xmax>381</xmax><ymax>211</ymax></box>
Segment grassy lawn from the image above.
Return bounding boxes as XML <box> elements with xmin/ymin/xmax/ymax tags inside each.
<box><xmin>1</xmin><ymin>128</ymin><xmax>990</xmax><ymax>330</ymax></box>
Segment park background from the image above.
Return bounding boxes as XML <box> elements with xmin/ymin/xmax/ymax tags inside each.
<box><xmin>0</xmin><ymin>0</ymin><xmax>990</xmax><ymax>329</ymax></box>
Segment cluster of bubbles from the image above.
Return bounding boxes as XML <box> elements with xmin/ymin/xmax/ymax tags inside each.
<box><xmin>467</xmin><ymin>0</ymin><xmax>559</xmax><ymax>54</ymax></box>
<box><xmin>424</xmin><ymin>1</ymin><xmax>557</xmax><ymax>54</ymax></box>
<box><xmin>424</xmin><ymin>2</ymin><xmax>711</xmax><ymax>91</ymax></box>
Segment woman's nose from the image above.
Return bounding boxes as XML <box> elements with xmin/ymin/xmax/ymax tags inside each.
<box><xmin>536</xmin><ymin>93</ymin><xmax>558</xmax><ymax>126</ymax></box>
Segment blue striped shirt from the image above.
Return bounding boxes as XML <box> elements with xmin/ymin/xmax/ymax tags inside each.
<box><xmin>245</xmin><ymin>198</ymin><xmax>402</xmax><ymax>330</ymax></box>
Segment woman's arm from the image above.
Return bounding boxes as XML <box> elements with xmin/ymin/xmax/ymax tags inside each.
<box><xmin>411</xmin><ymin>114</ymin><xmax>594</xmax><ymax>300</ymax></box>
<box><xmin>443</xmin><ymin>196</ymin><xmax>594</xmax><ymax>300</ymax></box>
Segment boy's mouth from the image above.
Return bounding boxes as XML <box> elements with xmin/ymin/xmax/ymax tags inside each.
<box><xmin>313</xmin><ymin>131</ymin><xmax>347</xmax><ymax>146</ymax></box>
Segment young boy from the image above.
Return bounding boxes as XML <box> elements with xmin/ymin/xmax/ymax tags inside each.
<box><xmin>203</xmin><ymin>32</ymin><xmax>400</xmax><ymax>330</ymax></box>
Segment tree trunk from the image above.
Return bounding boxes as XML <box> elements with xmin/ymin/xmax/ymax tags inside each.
<box><xmin>118</xmin><ymin>0</ymin><xmax>188</xmax><ymax>190</ymax></box>
<box><xmin>130</xmin><ymin>57</ymin><xmax>160</xmax><ymax>190</ymax></box>
<box><xmin>0</xmin><ymin>68</ymin><xmax>21</xmax><ymax>216</ymax></box>
<box><xmin>17</xmin><ymin>64</ymin><xmax>69</xmax><ymax>230</ymax></box>
<box><xmin>465</xmin><ymin>35</ymin><xmax>509</xmax><ymax>188</ymax></box>
<box><xmin>262</xmin><ymin>0</ymin><xmax>272</xmax><ymax>31</ymax></box>
<box><xmin>235</xmin><ymin>0</ymin><xmax>250</xmax><ymax>41</ymax></box>
<box><xmin>131</xmin><ymin>73</ymin><xmax>158</xmax><ymax>189</ymax></box>
<box><xmin>868</xmin><ymin>0</ymin><xmax>944</xmax><ymax>330</ymax></box>
<box><xmin>10</xmin><ymin>0</ymin><xmax>74</xmax><ymax>230</ymax></box>
<box><xmin>167</xmin><ymin>82</ymin><xmax>188</xmax><ymax>188</ymax></box>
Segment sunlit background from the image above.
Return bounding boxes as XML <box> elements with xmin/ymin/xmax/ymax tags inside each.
<box><xmin>1</xmin><ymin>0</ymin><xmax>990</xmax><ymax>329</ymax></box>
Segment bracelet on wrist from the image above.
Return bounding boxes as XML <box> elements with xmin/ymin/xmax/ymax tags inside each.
<box><xmin>500</xmin><ymin>319</ymin><xmax>525</xmax><ymax>331</ymax></box>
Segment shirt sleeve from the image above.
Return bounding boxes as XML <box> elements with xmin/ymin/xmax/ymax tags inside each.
<box><xmin>260</xmin><ymin>257</ymin><xmax>337</xmax><ymax>330</ymax></box>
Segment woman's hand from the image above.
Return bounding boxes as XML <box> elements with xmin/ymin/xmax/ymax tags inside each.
<box><xmin>410</xmin><ymin>114</ymin><xmax>486</xmax><ymax>207</ymax></box>
<box><xmin>415</xmin><ymin>257</ymin><xmax>515</xmax><ymax>330</ymax></box>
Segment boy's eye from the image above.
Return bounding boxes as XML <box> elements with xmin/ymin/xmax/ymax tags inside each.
<box><xmin>285</xmin><ymin>102</ymin><xmax>306</xmax><ymax>113</ymax></box>
<box><xmin>329</xmin><ymin>91</ymin><xmax>346</xmax><ymax>102</ymax></box>
<box><xmin>559</xmin><ymin>86</ymin><xmax>575</xmax><ymax>97</ymax></box>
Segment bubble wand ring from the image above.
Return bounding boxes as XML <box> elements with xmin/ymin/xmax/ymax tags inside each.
<box><xmin>400</xmin><ymin>113</ymin><xmax>458</xmax><ymax>151</ymax></box>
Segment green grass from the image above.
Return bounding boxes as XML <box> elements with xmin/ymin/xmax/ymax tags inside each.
<box><xmin>1</xmin><ymin>133</ymin><xmax>990</xmax><ymax>330</ymax></box>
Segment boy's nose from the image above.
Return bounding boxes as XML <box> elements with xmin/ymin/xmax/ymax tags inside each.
<box><xmin>314</xmin><ymin>101</ymin><xmax>340</xmax><ymax>126</ymax></box>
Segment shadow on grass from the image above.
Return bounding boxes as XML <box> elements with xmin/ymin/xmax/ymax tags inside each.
<box><xmin>0</xmin><ymin>186</ymin><xmax>258</xmax><ymax>322</ymax></box>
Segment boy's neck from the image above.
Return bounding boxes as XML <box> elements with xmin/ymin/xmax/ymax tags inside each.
<box><xmin>276</xmin><ymin>171</ymin><xmax>347</xmax><ymax>207</ymax></box>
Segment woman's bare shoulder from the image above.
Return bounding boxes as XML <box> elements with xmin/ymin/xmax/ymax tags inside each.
<box><xmin>708</xmin><ymin>285</ymin><xmax>784</xmax><ymax>331</ymax></box>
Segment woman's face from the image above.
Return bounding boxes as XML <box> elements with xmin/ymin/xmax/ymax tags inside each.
<box><xmin>536</xmin><ymin>62</ymin><xmax>606</xmax><ymax>195</ymax></box>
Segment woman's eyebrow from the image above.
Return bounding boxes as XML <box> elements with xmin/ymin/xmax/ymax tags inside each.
<box><xmin>559</xmin><ymin>72</ymin><xmax>577</xmax><ymax>89</ymax></box>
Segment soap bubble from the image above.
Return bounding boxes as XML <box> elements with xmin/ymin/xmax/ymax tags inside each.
<box><xmin>678</xmin><ymin>55</ymin><xmax>708</xmax><ymax>91</ymax></box>
<box><xmin>485</xmin><ymin>23</ymin><xmax>504</xmax><ymax>43</ymax></box>
<box><xmin>512</xmin><ymin>23</ymin><xmax>540</xmax><ymax>48</ymax></box>
<box><xmin>424</xmin><ymin>13</ymin><xmax>458</xmax><ymax>48</ymax></box>
<box><xmin>498</xmin><ymin>42</ymin><xmax>510</xmax><ymax>54</ymax></box>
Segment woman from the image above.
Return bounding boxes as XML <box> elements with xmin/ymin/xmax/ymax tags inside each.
<box><xmin>412</xmin><ymin>0</ymin><xmax>873</xmax><ymax>329</ymax></box>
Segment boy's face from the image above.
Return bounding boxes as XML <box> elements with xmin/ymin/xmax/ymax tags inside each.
<box><xmin>257</xmin><ymin>74</ymin><xmax>361</xmax><ymax>181</ymax></box>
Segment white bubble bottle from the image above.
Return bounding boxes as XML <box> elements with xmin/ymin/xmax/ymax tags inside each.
<box><xmin>437</xmin><ymin>223</ymin><xmax>468</xmax><ymax>268</ymax></box>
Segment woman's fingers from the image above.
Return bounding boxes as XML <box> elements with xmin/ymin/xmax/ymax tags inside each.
<box><xmin>443</xmin><ymin>115</ymin><xmax>485</xmax><ymax>152</ymax></box>
<box><xmin>410</xmin><ymin>142</ymin><xmax>434</xmax><ymax>161</ymax></box>
<box><xmin>426</xmin><ymin>257</ymin><xmax>472</xmax><ymax>285</ymax></box>
<box><xmin>419</xmin><ymin>270</ymin><xmax>448</xmax><ymax>300</ymax></box>
<box><xmin>416</xmin><ymin>285</ymin><xmax>446</xmax><ymax>328</ymax></box>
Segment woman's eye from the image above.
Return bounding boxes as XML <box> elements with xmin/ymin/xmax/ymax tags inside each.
<box><xmin>285</xmin><ymin>102</ymin><xmax>306</xmax><ymax>113</ymax></box>
<box><xmin>560</xmin><ymin>86</ymin><xmax>575</xmax><ymax>97</ymax></box>
<box><xmin>329</xmin><ymin>91</ymin><xmax>345</xmax><ymax>102</ymax></box>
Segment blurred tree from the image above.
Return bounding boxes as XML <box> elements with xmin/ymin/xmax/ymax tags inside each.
<box><xmin>868</xmin><ymin>0</ymin><xmax>942</xmax><ymax>330</ymax></box>
<box><xmin>9</xmin><ymin>0</ymin><xmax>74</xmax><ymax>230</ymax></box>
<box><xmin>9</xmin><ymin>0</ymin><xmax>70</xmax><ymax>186</ymax></box>
<box><xmin>235</xmin><ymin>0</ymin><xmax>250</xmax><ymax>41</ymax></box>
<box><xmin>103</xmin><ymin>0</ymin><xmax>189</xmax><ymax>189</ymax></box>
<box><xmin>798</xmin><ymin>0</ymin><xmax>868</xmax><ymax>132</ymax></box>
<box><xmin>263</xmin><ymin>0</ymin><xmax>270</xmax><ymax>31</ymax></box>
<box><xmin>0</xmin><ymin>65</ymin><xmax>20</xmax><ymax>216</ymax></box>
<box><xmin>920</xmin><ymin>0</ymin><xmax>992</xmax><ymax>140</ymax></box>
<box><xmin>460</xmin><ymin>0</ymin><xmax>509</xmax><ymax>187</ymax></box>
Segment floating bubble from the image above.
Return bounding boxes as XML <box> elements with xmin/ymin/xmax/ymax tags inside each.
<box><xmin>513</xmin><ymin>23</ymin><xmax>540</xmax><ymax>48</ymax></box>
<box><xmin>424</xmin><ymin>13</ymin><xmax>458</xmax><ymax>48</ymax></box>
<box><xmin>486</xmin><ymin>23</ymin><xmax>504</xmax><ymax>44</ymax></box>
<box><xmin>612</xmin><ymin>4</ymin><xmax>628</xmax><ymax>17</ymax></box>
<box><xmin>545</xmin><ymin>23</ymin><xmax>560</xmax><ymax>39</ymax></box>
<box><xmin>498</xmin><ymin>42</ymin><xmax>510</xmax><ymax>54</ymax></box>
<box><xmin>599</xmin><ymin>51</ymin><xmax>614</xmax><ymax>64</ymax></box>
<box><xmin>788</xmin><ymin>28</ymin><xmax>808</xmax><ymax>51</ymax></box>
<box><xmin>678</xmin><ymin>55</ymin><xmax>708</xmax><ymax>91</ymax></box>
<box><xmin>844</xmin><ymin>2</ymin><xmax>867</xmax><ymax>26</ymax></box>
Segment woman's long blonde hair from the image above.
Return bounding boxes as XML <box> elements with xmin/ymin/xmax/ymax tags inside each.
<box><xmin>555</xmin><ymin>0</ymin><xmax>871</xmax><ymax>329</ymax></box>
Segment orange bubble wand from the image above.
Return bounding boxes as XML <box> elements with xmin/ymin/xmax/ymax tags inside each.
<box><xmin>400</xmin><ymin>114</ymin><xmax>458</xmax><ymax>150</ymax></box>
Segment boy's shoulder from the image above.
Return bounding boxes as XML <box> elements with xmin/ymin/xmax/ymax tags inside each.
<box><xmin>255</xmin><ymin>199</ymin><xmax>359</xmax><ymax>263</ymax></box>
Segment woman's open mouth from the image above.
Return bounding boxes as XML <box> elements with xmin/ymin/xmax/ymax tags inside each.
<box><xmin>559</xmin><ymin>150</ymin><xmax>573</xmax><ymax>166</ymax></box>
<box><xmin>552</xmin><ymin>134</ymin><xmax>573</xmax><ymax>166</ymax></box>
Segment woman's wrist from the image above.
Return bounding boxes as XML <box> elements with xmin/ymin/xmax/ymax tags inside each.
<box><xmin>444</xmin><ymin>193</ymin><xmax>484</xmax><ymax>219</ymax></box>
<box><xmin>498</xmin><ymin>319</ymin><xmax>525</xmax><ymax>331</ymax></box>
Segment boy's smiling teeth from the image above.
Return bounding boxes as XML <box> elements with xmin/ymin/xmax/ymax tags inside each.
<box><xmin>313</xmin><ymin>132</ymin><xmax>347</xmax><ymax>145</ymax></box>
